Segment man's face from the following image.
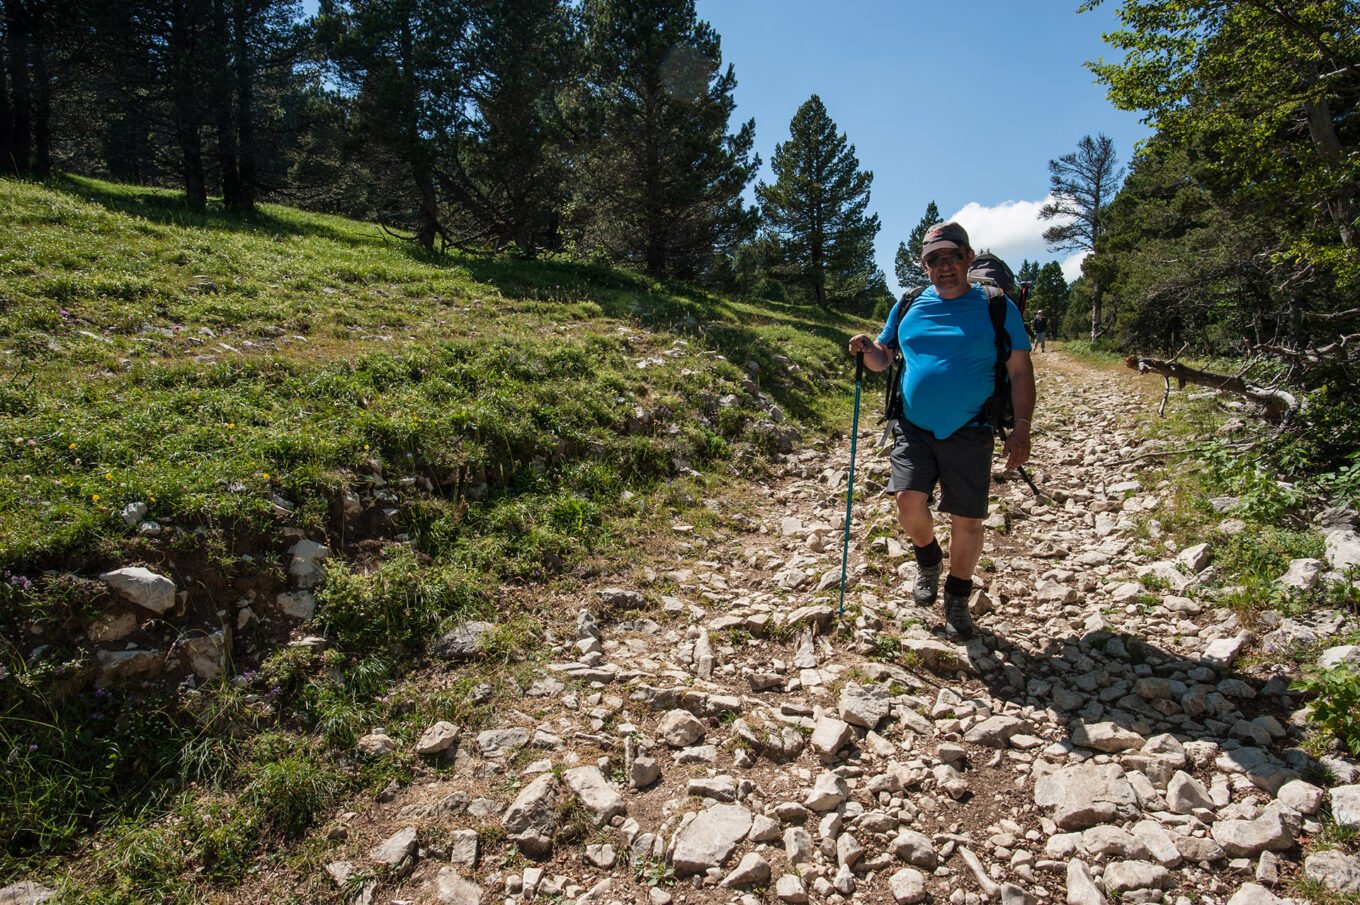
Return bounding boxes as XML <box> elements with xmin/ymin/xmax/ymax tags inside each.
<box><xmin>922</xmin><ymin>247</ymin><xmax>975</xmax><ymax>298</ymax></box>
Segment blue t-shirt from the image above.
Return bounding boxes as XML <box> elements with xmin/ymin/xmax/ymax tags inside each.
<box><xmin>877</xmin><ymin>284</ymin><xmax>1031</xmax><ymax>439</ymax></box>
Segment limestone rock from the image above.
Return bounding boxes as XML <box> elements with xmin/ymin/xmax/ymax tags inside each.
<box><xmin>1305</xmin><ymin>849</ymin><xmax>1360</xmax><ymax>893</ymax></box>
<box><xmin>887</xmin><ymin>868</ymin><xmax>927</xmax><ymax>904</ymax></box>
<box><xmin>416</xmin><ymin>721</ymin><xmax>460</xmax><ymax>755</ymax></box>
<box><xmin>670</xmin><ymin>804</ymin><xmax>752</xmax><ymax>876</ymax></box>
<box><xmin>839</xmin><ymin>683</ymin><xmax>891</xmax><ymax>729</ymax></box>
<box><xmin>369</xmin><ymin>826</ymin><xmax>418</xmax><ymax>866</ymax></box>
<box><xmin>562</xmin><ymin>766</ymin><xmax>625</xmax><ymax>826</ymax></box>
<box><xmin>1033</xmin><ymin>761</ymin><xmax>1139</xmax><ymax>830</ymax></box>
<box><xmin>99</xmin><ymin>566</ymin><xmax>177</xmax><ymax>614</ymax></box>
<box><xmin>658</xmin><ymin>709</ymin><xmax>705</xmax><ymax>748</ymax></box>
<box><xmin>432</xmin><ymin>621</ymin><xmax>495</xmax><ymax>662</ymax></box>
<box><xmin>434</xmin><ymin>868</ymin><xmax>483</xmax><ymax>905</ymax></box>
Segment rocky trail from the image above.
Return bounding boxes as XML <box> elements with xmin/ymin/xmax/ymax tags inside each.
<box><xmin>237</xmin><ymin>354</ymin><xmax>1360</xmax><ymax>905</ymax></box>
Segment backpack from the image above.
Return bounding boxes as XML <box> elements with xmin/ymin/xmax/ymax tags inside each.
<box><xmin>970</xmin><ymin>252</ymin><xmax>1030</xmax><ymax>315</ymax></box>
<box><xmin>879</xmin><ymin>267</ymin><xmax>1018</xmax><ymax>440</ymax></box>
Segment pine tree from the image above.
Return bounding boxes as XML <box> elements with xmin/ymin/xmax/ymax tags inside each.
<box><xmin>757</xmin><ymin>94</ymin><xmax>879</xmax><ymax>308</ymax></box>
<box><xmin>893</xmin><ymin>201</ymin><xmax>941</xmax><ymax>292</ymax></box>
<box><xmin>1017</xmin><ymin>259</ymin><xmax>1040</xmax><ymax>287</ymax></box>
<box><xmin>1</xmin><ymin>0</ymin><xmax>59</xmax><ymax>178</ymax></box>
<box><xmin>1040</xmin><ymin>133</ymin><xmax>1124</xmax><ymax>342</ymax></box>
<box><xmin>452</xmin><ymin>0</ymin><xmax>577</xmax><ymax>256</ymax></box>
<box><xmin>575</xmin><ymin>0</ymin><xmax>757</xmax><ymax>279</ymax></box>
<box><xmin>318</xmin><ymin>0</ymin><xmax>470</xmax><ymax>250</ymax></box>
<box><xmin>1032</xmin><ymin>261</ymin><xmax>1069</xmax><ymax>336</ymax></box>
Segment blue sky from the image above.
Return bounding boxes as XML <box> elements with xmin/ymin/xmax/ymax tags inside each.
<box><xmin>694</xmin><ymin>0</ymin><xmax>1151</xmax><ymax>293</ymax></box>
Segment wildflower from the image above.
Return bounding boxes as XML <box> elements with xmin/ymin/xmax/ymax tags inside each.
<box><xmin>104</xmin><ymin>473</ymin><xmax>113</xmax><ymax>480</ymax></box>
<box><xmin>68</xmin><ymin>443</ymin><xmax>76</xmax><ymax>450</ymax></box>
<box><xmin>261</xmin><ymin>472</ymin><xmax>270</xmax><ymax>479</ymax></box>
<box><xmin>0</xmin><ymin>665</ymin><xmax>9</xmax><ymax>680</ymax></box>
<box><xmin>91</xmin><ymin>494</ymin><xmax>100</xmax><ymax>502</ymax></box>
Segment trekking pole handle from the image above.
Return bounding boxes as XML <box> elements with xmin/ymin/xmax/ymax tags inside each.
<box><xmin>854</xmin><ymin>351</ymin><xmax>864</xmax><ymax>383</ymax></box>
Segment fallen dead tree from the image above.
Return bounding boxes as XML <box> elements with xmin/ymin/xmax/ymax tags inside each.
<box><xmin>1125</xmin><ymin>355</ymin><xmax>1302</xmax><ymax>423</ymax></box>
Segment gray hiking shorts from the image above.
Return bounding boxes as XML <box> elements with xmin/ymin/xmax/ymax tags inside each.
<box><xmin>885</xmin><ymin>419</ymin><xmax>994</xmax><ymax>519</ymax></box>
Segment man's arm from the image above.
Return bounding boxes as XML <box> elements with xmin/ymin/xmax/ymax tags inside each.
<box><xmin>847</xmin><ymin>335</ymin><xmax>893</xmax><ymax>372</ymax></box>
<box><xmin>1002</xmin><ymin>349</ymin><xmax>1035</xmax><ymax>470</ymax></box>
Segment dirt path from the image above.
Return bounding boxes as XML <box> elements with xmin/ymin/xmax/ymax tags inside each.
<box><xmin>269</xmin><ymin>351</ymin><xmax>1331</xmax><ymax>905</ymax></box>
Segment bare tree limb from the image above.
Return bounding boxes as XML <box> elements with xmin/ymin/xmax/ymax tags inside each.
<box><xmin>1125</xmin><ymin>356</ymin><xmax>1302</xmax><ymax>422</ymax></box>
<box><xmin>1306</xmin><ymin>307</ymin><xmax>1360</xmax><ymax>321</ymax></box>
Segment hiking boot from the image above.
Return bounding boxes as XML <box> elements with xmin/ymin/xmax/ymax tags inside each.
<box><xmin>912</xmin><ymin>562</ymin><xmax>941</xmax><ymax>606</ymax></box>
<box><xmin>943</xmin><ymin>591</ymin><xmax>974</xmax><ymax>640</ymax></box>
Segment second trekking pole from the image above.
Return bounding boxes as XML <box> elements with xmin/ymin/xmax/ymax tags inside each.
<box><xmin>838</xmin><ymin>352</ymin><xmax>865</xmax><ymax>619</ymax></box>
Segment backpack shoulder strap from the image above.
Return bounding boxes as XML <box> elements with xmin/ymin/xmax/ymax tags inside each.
<box><xmin>886</xmin><ymin>287</ymin><xmax>925</xmax><ymax>348</ymax></box>
<box><xmin>982</xmin><ymin>285</ymin><xmax>1011</xmax><ymax>360</ymax></box>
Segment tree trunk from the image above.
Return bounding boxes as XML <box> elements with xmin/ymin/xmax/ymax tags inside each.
<box><xmin>644</xmin><ymin>122</ymin><xmax>665</xmax><ymax>275</ymax></box>
<box><xmin>30</xmin><ymin>19</ymin><xmax>49</xmax><ymax>178</ymax></box>
<box><xmin>231</xmin><ymin>0</ymin><xmax>256</xmax><ymax>211</ymax></box>
<box><xmin>0</xmin><ymin>19</ymin><xmax>12</xmax><ymax>174</ymax></box>
<box><xmin>1303</xmin><ymin>61</ymin><xmax>1357</xmax><ymax>253</ymax></box>
<box><xmin>171</xmin><ymin>0</ymin><xmax>207</xmax><ymax>211</ymax></box>
<box><xmin>1090</xmin><ymin>279</ymin><xmax>1103</xmax><ymax>343</ymax></box>
<box><xmin>412</xmin><ymin>159</ymin><xmax>440</xmax><ymax>251</ymax></box>
<box><xmin>398</xmin><ymin>16</ymin><xmax>437</xmax><ymax>251</ymax></box>
<box><xmin>4</xmin><ymin>0</ymin><xmax>33</xmax><ymax>175</ymax></box>
<box><xmin>210</xmin><ymin>0</ymin><xmax>244</xmax><ymax>211</ymax></box>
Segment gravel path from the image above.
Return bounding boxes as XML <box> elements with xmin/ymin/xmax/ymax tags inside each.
<box><xmin>256</xmin><ymin>352</ymin><xmax>1360</xmax><ymax>905</ymax></box>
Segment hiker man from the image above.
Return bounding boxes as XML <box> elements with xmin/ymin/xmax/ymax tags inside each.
<box><xmin>1031</xmin><ymin>309</ymin><xmax>1049</xmax><ymax>352</ymax></box>
<box><xmin>847</xmin><ymin>221</ymin><xmax>1035</xmax><ymax>639</ymax></box>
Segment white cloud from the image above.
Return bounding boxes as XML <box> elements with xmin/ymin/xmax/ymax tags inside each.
<box><xmin>1060</xmin><ymin>251</ymin><xmax>1088</xmax><ymax>284</ymax></box>
<box><xmin>944</xmin><ymin>196</ymin><xmax>1083</xmax><ymax>283</ymax></box>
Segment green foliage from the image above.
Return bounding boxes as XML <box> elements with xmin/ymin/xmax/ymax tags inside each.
<box><xmin>1089</xmin><ymin>0</ymin><xmax>1360</xmax><ymax>294</ymax></box>
<box><xmin>869</xmin><ymin>633</ymin><xmax>902</xmax><ymax>662</ymax></box>
<box><xmin>894</xmin><ymin>202</ymin><xmax>941</xmax><ymax>292</ymax></box>
<box><xmin>576</xmin><ymin>0</ymin><xmax>758</xmax><ymax>278</ymax></box>
<box><xmin>240</xmin><ymin>754</ymin><xmax>346</xmax><ymax>838</ymax></box>
<box><xmin>756</xmin><ymin>94</ymin><xmax>883</xmax><ymax>309</ymax></box>
<box><xmin>1294</xmin><ymin>665</ymin><xmax>1360</xmax><ymax>756</ymax></box>
<box><xmin>316</xmin><ymin>549</ymin><xmax>481</xmax><ymax>652</ymax></box>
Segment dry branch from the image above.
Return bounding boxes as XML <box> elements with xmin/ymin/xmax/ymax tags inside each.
<box><xmin>1125</xmin><ymin>356</ymin><xmax>1301</xmax><ymax>422</ymax></box>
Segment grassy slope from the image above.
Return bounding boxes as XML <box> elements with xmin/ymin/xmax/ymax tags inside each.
<box><xmin>0</xmin><ymin>176</ymin><xmax>880</xmax><ymax>899</ymax></box>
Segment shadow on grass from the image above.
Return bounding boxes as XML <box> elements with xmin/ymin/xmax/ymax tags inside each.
<box><xmin>53</xmin><ymin>174</ymin><xmax>382</xmax><ymax>249</ymax></box>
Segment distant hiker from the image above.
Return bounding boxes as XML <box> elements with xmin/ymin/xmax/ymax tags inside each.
<box><xmin>1031</xmin><ymin>310</ymin><xmax>1048</xmax><ymax>352</ymax></box>
<box><xmin>847</xmin><ymin>221</ymin><xmax>1035</xmax><ymax>639</ymax></box>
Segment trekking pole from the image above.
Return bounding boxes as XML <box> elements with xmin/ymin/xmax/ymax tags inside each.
<box><xmin>838</xmin><ymin>352</ymin><xmax>865</xmax><ymax>619</ymax></box>
<box><xmin>998</xmin><ymin>423</ymin><xmax>1049</xmax><ymax>501</ymax></box>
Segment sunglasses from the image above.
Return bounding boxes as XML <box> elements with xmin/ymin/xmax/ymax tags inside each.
<box><xmin>923</xmin><ymin>252</ymin><xmax>966</xmax><ymax>269</ymax></box>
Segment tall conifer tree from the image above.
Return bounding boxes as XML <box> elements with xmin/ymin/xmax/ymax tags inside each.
<box><xmin>757</xmin><ymin>94</ymin><xmax>880</xmax><ymax>308</ymax></box>
<box><xmin>1040</xmin><ymin>133</ymin><xmax>1124</xmax><ymax>341</ymax></box>
<box><xmin>319</xmin><ymin>0</ymin><xmax>469</xmax><ymax>250</ymax></box>
<box><xmin>894</xmin><ymin>200</ymin><xmax>941</xmax><ymax>293</ymax></box>
<box><xmin>452</xmin><ymin>0</ymin><xmax>576</xmax><ymax>256</ymax></box>
<box><xmin>576</xmin><ymin>0</ymin><xmax>757</xmax><ymax>278</ymax></box>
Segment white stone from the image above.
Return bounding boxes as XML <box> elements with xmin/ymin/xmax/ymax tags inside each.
<box><xmin>670</xmin><ymin>804</ymin><xmax>752</xmax><ymax>875</ymax></box>
<box><xmin>658</xmin><ymin>709</ymin><xmax>705</xmax><ymax>747</ymax></box>
<box><xmin>888</xmin><ymin>868</ymin><xmax>927</xmax><ymax>904</ymax></box>
<box><xmin>416</xmin><ymin>721</ymin><xmax>460</xmax><ymax>755</ymax></box>
<box><xmin>99</xmin><ymin>566</ymin><xmax>177</xmax><ymax>614</ymax></box>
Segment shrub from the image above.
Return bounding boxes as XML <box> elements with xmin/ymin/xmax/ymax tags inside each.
<box><xmin>1294</xmin><ymin>665</ymin><xmax>1360</xmax><ymax>756</ymax></box>
<box><xmin>240</xmin><ymin>755</ymin><xmax>345</xmax><ymax>838</ymax></box>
